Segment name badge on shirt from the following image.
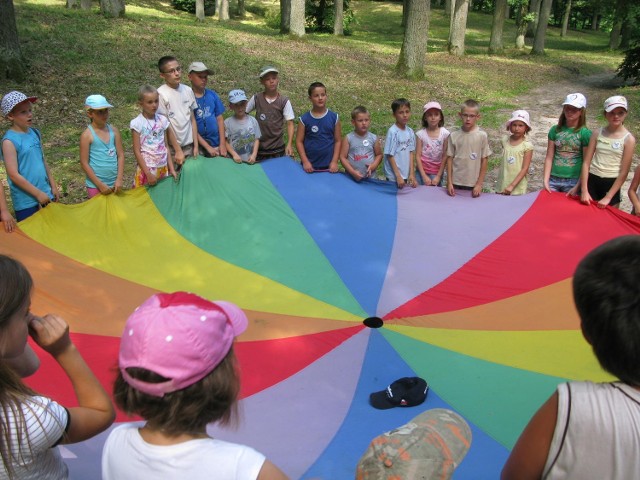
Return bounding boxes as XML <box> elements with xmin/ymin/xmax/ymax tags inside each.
<box><xmin>508</xmin><ymin>155</ymin><xmax>515</xmax><ymax>165</ymax></box>
<box><xmin>363</xmin><ymin>139</ymin><xmax>370</xmax><ymax>147</ymax></box>
<box><xmin>108</xmin><ymin>148</ymin><xmax>116</xmax><ymax>157</ymax></box>
<box><xmin>470</xmin><ymin>152</ymin><xmax>478</xmax><ymax>160</ymax></box>
<box><xmin>612</xmin><ymin>141</ymin><xmax>622</xmax><ymax>150</ymax></box>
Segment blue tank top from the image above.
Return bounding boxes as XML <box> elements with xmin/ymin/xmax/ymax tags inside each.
<box><xmin>85</xmin><ymin>125</ymin><xmax>117</xmax><ymax>188</ymax></box>
<box><xmin>1</xmin><ymin>128</ymin><xmax>53</xmax><ymax>211</ymax></box>
<box><xmin>300</xmin><ymin>109</ymin><xmax>338</xmax><ymax>169</ymax></box>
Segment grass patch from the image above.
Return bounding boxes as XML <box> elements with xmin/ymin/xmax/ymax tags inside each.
<box><xmin>1</xmin><ymin>0</ymin><xmax>633</xmax><ymax>205</ymax></box>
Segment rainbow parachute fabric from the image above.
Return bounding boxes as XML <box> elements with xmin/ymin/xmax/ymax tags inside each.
<box><xmin>3</xmin><ymin>156</ymin><xmax>640</xmax><ymax>479</ymax></box>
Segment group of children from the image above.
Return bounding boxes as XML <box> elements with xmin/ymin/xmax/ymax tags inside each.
<box><xmin>1</xmin><ymin>58</ymin><xmax>639</xmax><ymax>227</ymax></box>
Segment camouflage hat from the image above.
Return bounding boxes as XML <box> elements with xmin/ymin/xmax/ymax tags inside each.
<box><xmin>356</xmin><ymin>409</ymin><xmax>472</xmax><ymax>480</ymax></box>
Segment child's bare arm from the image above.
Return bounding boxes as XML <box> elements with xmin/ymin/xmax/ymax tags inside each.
<box><xmin>502</xmin><ymin>149</ymin><xmax>533</xmax><ymax>195</ymax></box>
<box><xmin>248</xmin><ymin>138</ymin><xmax>260</xmax><ymax>164</ymax></box>
<box><xmin>501</xmin><ymin>391</ymin><xmax>558</xmax><ymax>480</ymax></box>
<box><xmin>167</xmin><ymin>126</ymin><xmax>185</xmax><ymax>166</ymax></box>
<box><xmin>296</xmin><ymin>123</ymin><xmax>313</xmax><ymax>172</ymax></box>
<box><xmin>257</xmin><ymin>460</ymin><xmax>289</xmax><ymax>480</ymax></box>
<box><xmin>387</xmin><ymin>155</ymin><xmax>405</xmax><ymax>188</ymax></box>
<box><xmin>578</xmin><ymin>132</ymin><xmax>598</xmax><ymax>204</ymax></box>
<box><xmin>433</xmin><ymin>136</ymin><xmax>449</xmax><ymax>186</ymax></box>
<box><xmin>198</xmin><ymin>133</ymin><xmax>217</xmax><ymax>157</ymax></box>
<box><xmin>217</xmin><ymin>115</ymin><xmax>227</xmax><ymax>157</ymax></box>
<box><xmin>0</xmin><ymin>188</ymin><xmax>15</xmax><ymax>233</ymax></box>
<box><xmin>29</xmin><ymin>314</ymin><xmax>115</xmax><ymax>443</ymax></box>
<box><xmin>597</xmin><ymin>133</ymin><xmax>636</xmax><ymax>208</ymax></box>
<box><xmin>164</xmin><ymin>131</ymin><xmax>177</xmax><ymax>179</ymax></box>
<box><xmin>629</xmin><ymin>165</ymin><xmax>640</xmax><ymax>216</ymax></box>
<box><xmin>446</xmin><ymin>155</ymin><xmax>455</xmax><ymax>196</ymax></box>
<box><xmin>472</xmin><ymin>156</ymin><xmax>488</xmax><ymax>198</ymax></box>
<box><xmin>190</xmin><ymin>110</ymin><xmax>199</xmax><ymax>157</ymax></box>
<box><xmin>408</xmin><ymin>150</ymin><xmax>417</xmax><ymax>188</ymax></box>
<box><xmin>339</xmin><ymin>136</ymin><xmax>362</xmax><ymax>181</ymax></box>
<box><xmin>41</xmin><ymin>149</ymin><xmax>59</xmax><ymax>201</ymax></box>
<box><xmin>113</xmin><ymin>126</ymin><xmax>125</xmax><ymax>193</ymax></box>
<box><xmin>286</xmin><ymin>120</ymin><xmax>295</xmax><ymax>157</ymax></box>
<box><xmin>329</xmin><ymin>120</ymin><xmax>342</xmax><ymax>173</ymax></box>
<box><xmin>415</xmin><ymin>137</ymin><xmax>429</xmax><ymax>185</ymax></box>
<box><xmin>542</xmin><ymin>140</ymin><xmax>555</xmax><ymax>192</ymax></box>
<box><xmin>3</xmin><ymin>139</ymin><xmax>55</xmax><ymax>204</ymax></box>
<box><xmin>225</xmin><ymin>138</ymin><xmax>242</xmax><ymax>164</ymax></box>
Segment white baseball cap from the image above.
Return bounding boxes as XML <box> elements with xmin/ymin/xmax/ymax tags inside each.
<box><xmin>604</xmin><ymin>95</ymin><xmax>627</xmax><ymax>112</ymax></box>
<box><xmin>562</xmin><ymin>93</ymin><xmax>587</xmax><ymax>109</ymax></box>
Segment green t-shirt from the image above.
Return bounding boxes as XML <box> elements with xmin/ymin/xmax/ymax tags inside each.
<box><xmin>548</xmin><ymin>125</ymin><xmax>592</xmax><ymax>179</ymax></box>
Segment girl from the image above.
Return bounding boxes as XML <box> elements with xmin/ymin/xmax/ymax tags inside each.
<box><xmin>102</xmin><ymin>292</ymin><xmax>288</xmax><ymax>480</ymax></box>
<box><xmin>130</xmin><ymin>85</ymin><xmax>178</xmax><ymax>187</ymax></box>
<box><xmin>496</xmin><ymin>110</ymin><xmax>534</xmax><ymax>195</ymax></box>
<box><xmin>0</xmin><ymin>255</ymin><xmax>115</xmax><ymax>478</ymax></box>
<box><xmin>542</xmin><ymin>93</ymin><xmax>591</xmax><ymax>194</ymax></box>
<box><xmin>579</xmin><ymin>95</ymin><xmax>636</xmax><ymax>209</ymax></box>
<box><xmin>415</xmin><ymin>101</ymin><xmax>450</xmax><ymax>186</ymax></box>
<box><xmin>79</xmin><ymin>94</ymin><xmax>125</xmax><ymax>198</ymax></box>
<box><xmin>1</xmin><ymin>91</ymin><xmax>59</xmax><ymax>222</ymax></box>
<box><xmin>629</xmin><ymin>164</ymin><xmax>640</xmax><ymax>216</ymax></box>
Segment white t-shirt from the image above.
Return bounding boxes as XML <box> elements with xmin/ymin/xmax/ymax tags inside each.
<box><xmin>102</xmin><ymin>423</ymin><xmax>267</xmax><ymax>480</ymax></box>
<box><xmin>543</xmin><ymin>382</ymin><xmax>640</xmax><ymax>479</ymax></box>
<box><xmin>0</xmin><ymin>396</ymin><xmax>69</xmax><ymax>480</ymax></box>
<box><xmin>157</xmin><ymin>84</ymin><xmax>197</xmax><ymax>147</ymax></box>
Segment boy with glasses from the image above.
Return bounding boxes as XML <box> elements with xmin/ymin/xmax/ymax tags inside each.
<box><xmin>157</xmin><ymin>56</ymin><xmax>198</xmax><ymax>165</ymax></box>
<box><xmin>446</xmin><ymin>99</ymin><xmax>492</xmax><ymax>198</ymax></box>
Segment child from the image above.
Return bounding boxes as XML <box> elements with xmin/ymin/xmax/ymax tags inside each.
<box><xmin>101</xmin><ymin>292</ymin><xmax>288</xmax><ymax>480</ymax></box>
<box><xmin>79</xmin><ymin>94</ymin><xmax>125</xmax><ymax>198</ymax></box>
<box><xmin>415</xmin><ymin>101</ymin><xmax>450</xmax><ymax>186</ymax></box>
<box><xmin>542</xmin><ymin>93</ymin><xmax>591</xmax><ymax>194</ymax></box>
<box><xmin>224</xmin><ymin>90</ymin><xmax>261</xmax><ymax>164</ymax></box>
<box><xmin>446</xmin><ymin>99</ymin><xmax>491</xmax><ymax>197</ymax></box>
<box><xmin>296</xmin><ymin>82</ymin><xmax>341</xmax><ymax>173</ymax></box>
<box><xmin>130</xmin><ymin>85</ymin><xmax>179</xmax><ymax>187</ymax></box>
<box><xmin>188</xmin><ymin>61</ymin><xmax>227</xmax><ymax>158</ymax></box>
<box><xmin>502</xmin><ymin>235</ymin><xmax>640</xmax><ymax>479</ymax></box>
<box><xmin>384</xmin><ymin>98</ymin><xmax>417</xmax><ymax>189</ymax></box>
<box><xmin>0</xmin><ymin>255</ymin><xmax>115</xmax><ymax>478</ymax></box>
<box><xmin>0</xmin><ymin>185</ymin><xmax>15</xmax><ymax>232</ymax></box>
<box><xmin>629</xmin><ymin>164</ymin><xmax>640</xmax><ymax>216</ymax></box>
<box><xmin>339</xmin><ymin>106</ymin><xmax>382</xmax><ymax>182</ymax></box>
<box><xmin>496</xmin><ymin>110</ymin><xmax>534</xmax><ymax>195</ymax></box>
<box><xmin>246</xmin><ymin>66</ymin><xmax>295</xmax><ymax>160</ymax></box>
<box><xmin>1</xmin><ymin>91</ymin><xmax>58</xmax><ymax>221</ymax></box>
<box><xmin>157</xmin><ymin>56</ymin><xmax>198</xmax><ymax>163</ymax></box>
<box><xmin>579</xmin><ymin>95</ymin><xmax>636</xmax><ymax>209</ymax></box>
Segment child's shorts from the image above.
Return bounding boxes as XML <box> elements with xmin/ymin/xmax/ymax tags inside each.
<box><xmin>588</xmin><ymin>173</ymin><xmax>620</xmax><ymax>205</ymax></box>
<box><xmin>549</xmin><ymin>176</ymin><xmax>578</xmax><ymax>193</ymax></box>
<box><xmin>134</xmin><ymin>165</ymin><xmax>169</xmax><ymax>187</ymax></box>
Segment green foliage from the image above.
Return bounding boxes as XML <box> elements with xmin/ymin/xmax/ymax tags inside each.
<box><xmin>305</xmin><ymin>0</ymin><xmax>356</xmax><ymax>34</ymax></box>
<box><xmin>264</xmin><ymin>7</ymin><xmax>281</xmax><ymax>29</ymax></box>
<box><xmin>617</xmin><ymin>45</ymin><xmax>640</xmax><ymax>84</ymax></box>
<box><xmin>172</xmin><ymin>0</ymin><xmax>215</xmax><ymax>16</ymax></box>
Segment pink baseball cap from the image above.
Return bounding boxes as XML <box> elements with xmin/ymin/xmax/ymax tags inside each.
<box><xmin>119</xmin><ymin>292</ymin><xmax>248</xmax><ymax>397</ymax></box>
<box><xmin>423</xmin><ymin>101</ymin><xmax>443</xmax><ymax>113</ymax></box>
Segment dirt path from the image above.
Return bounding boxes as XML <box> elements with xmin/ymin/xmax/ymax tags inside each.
<box><xmin>485</xmin><ymin>72</ymin><xmax>638</xmax><ymax>213</ymax></box>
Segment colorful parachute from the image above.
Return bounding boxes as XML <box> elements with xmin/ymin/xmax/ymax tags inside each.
<box><xmin>3</xmin><ymin>156</ymin><xmax>639</xmax><ymax>478</ymax></box>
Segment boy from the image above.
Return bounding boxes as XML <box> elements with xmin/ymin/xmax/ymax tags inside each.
<box><xmin>1</xmin><ymin>91</ymin><xmax>58</xmax><ymax>221</ymax></box>
<box><xmin>296</xmin><ymin>82</ymin><xmax>341</xmax><ymax>173</ymax></box>
<box><xmin>188</xmin><ymin>61</ymin><xmax>227</xmax><ymax>158</ymax></box>
<box><xmin>157</xmin><ymin>56</ymin><xmax>196</xmax><ymax>165</ymax></box>
<box><xmin>384</xmin><ymin>98</ymin><xmax>416</xmax><ymax>189</ymax></box>
<box><xmin>502</xmin><ymin>235</ymin><xmax>640</xmax><ymax>479</ymax></box>
<box><xmin>446</xmin><ymin>99</ymin><xmax>492</xmax><ymax>198</ymax></box>
<box><xmin>339</xmin><ymin>106</ymin><xmax>382</xmax><ymax>182</ymax></box>
<box><xmin>224</xmin><ymin>90</ymin><xmax>261</xmax><ymax>164</ymax></box>
<box><xmin>246</xmin><ymin>66</ymin><xmax>295</xmax><ymax>160</ymax></box>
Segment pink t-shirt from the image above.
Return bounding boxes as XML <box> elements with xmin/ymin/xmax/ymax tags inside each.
<box><xmin>416</xmin><ymin>127</ymin><xmax>450</xmax><ymax>175</ymax></box>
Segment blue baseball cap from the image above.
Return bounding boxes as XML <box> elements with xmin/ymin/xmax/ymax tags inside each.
<box><xmin>85</xmin><ymin>94</ymin><xmax>113</xmax><ymax>110</ymax></box>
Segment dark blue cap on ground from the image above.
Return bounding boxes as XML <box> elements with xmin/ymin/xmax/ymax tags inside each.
<box><xmin>370</xmin><ymin>377</ymin><xmax>429</xmax><ymax>409</ymax></box>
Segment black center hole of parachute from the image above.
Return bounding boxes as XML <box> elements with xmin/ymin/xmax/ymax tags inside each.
<box><xmin>363</xmin><ymin>317</ymin><xmax>384</xmax><ymax>329</ymax></box>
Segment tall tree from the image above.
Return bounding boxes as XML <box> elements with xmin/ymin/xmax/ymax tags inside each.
<box><xmin>218</xmin><ymin>0</ymin><xmax>229</xmax><ymax>20</ymax></box>
<box><xmin>0</xmin><ymin>0</ymin><xmax>24</xmax><ymax>81</ymax></box>
<box><xmin>448</xmin><ymin>0</ymin><xmax>469</xmax><ymax>56</ymax></box>
<box><xmin>280</xmin><ymin>0</ymin><xmax>291</xmax><ymax>33</ymax></box>
<box><xmin>196</xmin><ymin>0</ymin><xmax>204</xmax><ymax>20</ymax></box>
<box><xmin>488</xmin><ymin>0</ymin><xmax>507</xmax><ymax>53</ymax></box>
<box><xmin>402</xmin><ymin>0</ymin><xmax>409</xmax><ymax>27</ymax></box>
<box><xmin>396</xmin><ymin>0</ymin><xmax>431</xmax><ymax>78</ymax></box>
<box><xmin>100</xmin><ymin>0</ymin><xmax>124</xmax><ymax>17</ymax></box>
<box><xmin>334</xmin><ymin>0</ymin><xmax>344</xmax><ymax>35</ymax></box>
<box><xmin>560</xmin><ymin>0</ymin><xmax>571</xmax><ymax>36</ymax></box>
<box><xmin>531</xmin><ymin>0</ymin><xmax>552</xmax><ymax>54</ymax></box>
<box><xmin>608</xmin><ymin>0</ymin><xmax>627</xmax><ymax>49</ymax></box>
<box><xmin>237</xmin><ymin>0</ymin><xmax>245</xmax><ymax>18</ymax></box>
<box><xmin>513</xmin><ymin>0</ymin><xmax>530</xmax><ymax>49</ymax></box>
<box><xmin>526</xmin><ymin>0</ymin><xmax>541</xmax><ymax>36</ymax></box>
<box><xmin>289</xmin><ymin>0</ymin><xmax>305</xmax><ymax>36</ymax></box>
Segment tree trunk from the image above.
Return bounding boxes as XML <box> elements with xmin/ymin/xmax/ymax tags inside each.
<box><xmin>80</xmin><ymin>0</ymin><xmax>91</xmax><ymax>8</ymax></box>
<box><xmin>196</xmin><ymin>0</ymin><xmax>204</xmax><ymax>21</ymax></box>
<box><xmin>444</xmin><ymin>0</ymin><xmax>451</xmax><ymax>16</ymax></box>
<box><xmin>560</xmin><ymin>0</ymin><xmax>570</xmax><ymax>37</ymax></box>
<box><xmin>514</xmin><ymin>2</ymin><xmax>528</xmax><ymax>49</ymax></box>
<box><xmin>289</xmin><ymin>0</ymin><xmax>305</xmax><ymax>36</ymax></box>
<box><xmin>100</xmin><ymin>0</ymin><xmax>124</xmax><ymax>17</ymax></box>
<box><xmin>238</xmin><ymin>0</ymin><xmax>245</xmax><ymax>18</ymax></box>
<box><xmin>619</xmin><ymin>17</ymin><xmax>631</xmax><ymax>50</ymax></box>
<box><xmin>526</xmin><ymin>0</ymin><xmax>541</xmax><ymax>37</ymax></box>
<box><xmin>488</xmin><ymin>0</ymin><xmax>507</xmax><ymax>54</ymax></box>
<box><xmin>448</xmin><ymin>0</ymin><xmax>469</xmax><ymax>56</ymax></box>
<box><xmin>402</xmin><ymin>0</ymin><xmax>409</xmax><ymax>28</ymax></box>
<box><xmin>0</xmin><ymin>0</ymin><xmax>25</xmax><ymax>81</ymax></box>
<box><xmin>280</xmin><ymin>0</ymin><xmax>291</xmax><ymax>33</ymax></box>
<box><xmin>218</xmin><ymin>0</ymin><xmax>229</xmax><ymax>20</ymax></box>
<box><xmin>396</xmin><ymin>0</ymin><xmax>430</xmax><ymax>78</ymax></box>
<box><xmin>608</xmin><ymin>0</ymin><xmax>626</xmax><ymax>50</ymax></box>
<box><xmin>590</xmin><ymin>13</ymin><xmax>597</xmax><ymax>30</ymax></box>
<box><xmin>67</xmin><ymin>0</ymin><xmax>78</xmax><ymax>8</ymax></box>
<box><xmin>531</xmin><ymin>0</ymin><xmax>552</xmax><ymax>54</ymax></box>
<box><xmin>333</xmin><ymin>0</ymin><xmax>344</xmax><ymax>35</ymax></box>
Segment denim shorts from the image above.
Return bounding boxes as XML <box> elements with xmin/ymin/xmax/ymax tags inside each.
<box><xmin>549</xmin><ymin>176</ymin><xmax>578</xmax><ymax>193</ymax></box>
